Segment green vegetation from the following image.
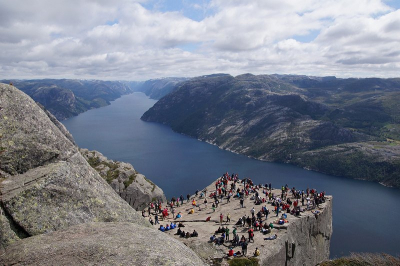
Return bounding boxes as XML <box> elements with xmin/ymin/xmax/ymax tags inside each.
<box><xmin>105</xmin><ymin>169</ymin><xmax>119</xmax><ymax>184</ymax></box>
<box><xmin>144</xmin><ymin>176</ymin><xmax>156</xmax><ymax>192</ymax></box>
<box><xmin>87</xmin><ymin>156</ymin><xmax>101</xmax><ymax>168</ymax></box>
<box><xmin>227</xmin><ymin>257</ymin><xmax>259</xmax><ymax>266</ymax></box>
<box><xmin>320</xmin><ymin>253</ymin><xmax>400</xmax><ymax>266</ymax></box>
<box><xmin>123</xmin><ymin>174</ymin><xmax>136</xmax><ymax>189</ymax></box>
<box><xmin>142</xmin><ymin>74</ymin><xmax>400</xmax><ymax>187</ymax></box>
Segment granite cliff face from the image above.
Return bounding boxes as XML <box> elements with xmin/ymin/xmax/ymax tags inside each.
<box><xmin>0</xmin><ymin>83</ymin><xmax>205</xmax><ymax>265</ymax></box>
<box><xmin>261</xmin><ymin>197</ymin><xmax>332</xmax><ymax>266</ymax></box>
<box><xmin>80</xmin><ymin>149</ymin><xmax>166</xmax><ymax>211</ymax></box>
<box><xmin>0</xmin><ymin>83</ymin><xmax>147</xmax><ymax>248</ymax></box>
<box><xmin>142</xmin><ymin>74</ymin><xmax>400</xmax><ymax>187</ymax></box>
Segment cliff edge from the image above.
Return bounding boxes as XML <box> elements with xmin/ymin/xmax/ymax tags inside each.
<box><xmin>157</xmin><ymin>178</ymin><xmax>332</xmax><ymax>266</ymax></box>
<box><xmin>0</xmin><ymin>83</ymin><xmax>205</xmax><ymax>265</ymax></box>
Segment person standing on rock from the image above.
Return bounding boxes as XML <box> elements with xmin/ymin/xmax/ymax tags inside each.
<box><xmin>241</xmin><ymin>240</ymin><xmax>248</xmax><ymax>256</ymax></box>
<box><xmin>155</xmin><ymin>213</ymin><xmax>159</xmax><ymax>225</ymax></box>
<box><xmin>226</xmin><ymin>212</ymin><xmax>231</xmax><ymax>224</ymax></box>
<box><xmin>220</xmin><ymin>213</ymin><xmax>223</xmax><ymax>225</ymax></box>
<box><xmin>276</xmin><ymin>203</ymin><xmax>280</xmax><ymax>217</ymax></box>
<box><xmin>225</xmin><ymin>227</ymin><xmax>230</xmax><ymax>241</ymax></box>
<box><xmin>240</xmin><ymin>198</ymin><xmax>244</xmax><ymax>208</ymax></box>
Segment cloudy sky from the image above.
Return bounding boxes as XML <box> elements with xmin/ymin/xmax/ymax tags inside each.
<box><xmin>1</xmin><ymin>0</ymin><xmax>399</xmax><ymax>80</ymax></box>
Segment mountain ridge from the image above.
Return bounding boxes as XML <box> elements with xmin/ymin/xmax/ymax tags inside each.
<box><xmin>142</xmin><ymin>73</ymin><xmax>400</xmax><ymax>187</ymax></box>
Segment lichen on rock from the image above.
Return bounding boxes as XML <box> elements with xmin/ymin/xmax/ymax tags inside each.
<box><xmin>80</xmin><ymin>148</ymin><xmax>166</xmax><ymax>210</ymax></box>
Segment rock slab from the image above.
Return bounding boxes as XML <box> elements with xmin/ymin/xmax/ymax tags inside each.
<box><xmin>0</xmin><ymin>222</ymin><xmax>206</xmax><ymax>266</ymax></box>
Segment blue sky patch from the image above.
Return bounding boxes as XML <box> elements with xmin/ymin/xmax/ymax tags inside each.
<box><xmin>293</xmin><ymin>29</ymin><xmax>321</xmax><ymax>43</ymax></box>
<box><xmin>106</xmin><ymin>19</ymin><xmax>119</xmax><ymax>26</ymax></box>
<box><xmin>176</xmin><ymin>42</ymin><xmax>202</xmax><ymax>52</ymax></box>
<box><xmin>384</xmin><ymin>0</ymin><xmax>400</xmax><ymax>10</ymax></box>
<box><xmin>142</xmin><ymin>0</ymin><xmax>214</xmax><ymax>21</ymax></box>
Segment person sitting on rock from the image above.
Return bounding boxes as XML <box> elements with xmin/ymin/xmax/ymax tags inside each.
<box><xmin>159</xmin><ymin>225</ymin><xmax>165</xmax><ymax>232</ymax></box>
<box><xmin>178</xmin><ymin>222</ymin><xmax>185</xmax><ymax>227</ymax></box>
<box><xmin>180</xmin><ymin>230</ymin><xmax>185</xmax><ymax>237</ymax></box>
<box><xmin>210</xmin><ymin>234</ymin><xmax>216</xmax><ymax>242</ymax></box>
<box><xmin>176</xmin><ymin>227</ymin><xmax>182</xmax><ymax>235</ymax></box>
<box><xmin>228</xmin><ymin>247</ymin><xmax>234</xmax><ymax>257</ymax></box>
<box><xmin>254</xmin><ymin>247</ymin><xmax>260</xmax><ymax>257</ymax></box>
<box><xmin>261</xmin><ymin>227</ymin><xmax>271</xmax><ymax>234</ymax></box>
<box><xmin>215</xmin><ymin>236</ymin><xmax>225</xmax><ymax>245</ymax></box>
<box><xmin>191</xmin><ymin>230</ymin><xmax>198</xmax><ymax>237</ymax></box>
<box><xmin>185</xmin><ymin>232</ymin><xmax>190</xmax><ymax>238</ymax></box>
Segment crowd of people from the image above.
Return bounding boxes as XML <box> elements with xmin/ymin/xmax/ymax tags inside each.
<box><xmin>144</xmin><ymin>171</ymin><xmax>326</xmax><ymax>260</ymax></box>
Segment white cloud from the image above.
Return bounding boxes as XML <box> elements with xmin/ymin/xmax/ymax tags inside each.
<box><xmin>0</xmin><ymin>0</ymin><xmax>399</xmax><ymax>80</ymax></box>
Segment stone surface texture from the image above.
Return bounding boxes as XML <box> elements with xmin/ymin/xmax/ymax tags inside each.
<box><xmin>0</xmin><ymin>84</ymin><xmax>147</xmax><ymax>247</ymax></box>
<box><xmin>80</xmin><ymin>148</ymin><xmax>166</xmax><ymax>210</ymax></box>
<box><xmin>0</xmin><ymin>222</ymin><xmax>206</xmax><ymax>266</ymax></box>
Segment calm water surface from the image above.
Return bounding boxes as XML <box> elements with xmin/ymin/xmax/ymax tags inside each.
<box><xmin>62</xmin><ymin>93</ymin><xmax>400</xmax><ymax>258</ymax></box>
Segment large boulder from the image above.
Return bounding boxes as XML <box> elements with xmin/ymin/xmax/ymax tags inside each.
<box><xmin>0</xmin><ymin>84</ymin><xmax>147</xmax><ymax>248</ymax></box>
<box><xmin>80</xmin><ymin>149</ymin><xmax>167</xmax><ymax>210</ymax></box>
<box><xmin>0</xmin><ymin>222</ymin><xmax>206</xmax><ymax>266</ymax></box>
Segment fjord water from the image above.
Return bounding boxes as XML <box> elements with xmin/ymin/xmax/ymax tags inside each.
<box><xmin>63</xmin><ymin>93</ymin><xmax>400</xmax><ymax>258</ymax></box>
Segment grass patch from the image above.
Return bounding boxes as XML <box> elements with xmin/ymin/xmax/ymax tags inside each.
<box><xmin>105</xmin><ymin>169</ymin><xmax>119</xmax><ymax>184</ymax></box>
<box><xmin>228</xmin><ymin>257</ymin><xmax>259</xmax><ymax>266</ymax></box>
<box><xmin>87</xmin><ymin>156</ymin><xmax>101</xmax><ymax>168</ymax></box>
<box><xmin>144</xmin><ymin>176</ymin><xmax>156</xmax><ymax>192</ymax></box>
<box><xmin>123</xmin><ymin>173</ymin><xmax>136</xmax><ymax>189</ymax></box>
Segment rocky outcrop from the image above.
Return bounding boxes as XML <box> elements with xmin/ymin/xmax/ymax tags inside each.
<box><xmin>159</xmin><ymin>178</ymin><xmax>332</xmax><ymax>266</ymax></box>
<box><xmin>0</xmin><ymin>222</ymin><xmax>206</xmax><ymax>266</ymax></box>
<box><xmin>0</xmin><ymin>83</ymin><xmax>205</xmax><ymax>265</ymax></box>
<box><xmin>80</xmin><ymin>149</ymin><xmax>166</xmax><ymax>210</ymax></box>
<box><xmin>260</xmin><ymin>197</ymin><xmax>332</xmax><ymax>266</ymax></box>
<box><xmin>0</xmin><ymin>83</ymin><xmax>147</xmax><ymax>248</ymax></box>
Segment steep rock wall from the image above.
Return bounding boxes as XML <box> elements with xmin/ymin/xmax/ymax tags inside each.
<box><xmin>261</xmin><ymin>197</ymin><xmax>332</xmax><ymax>266</ymax></box>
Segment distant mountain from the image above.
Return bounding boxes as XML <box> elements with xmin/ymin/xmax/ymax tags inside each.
<box><xmin>2</xmin><ymin>79</ymin><xmax>134</xmax><ymax>120</ymax></box>
<box><xmin>142</xmin><ymin>74</ymin><xmax>400</xmax><ymax>187</ymax></box>
<box><xmin>134</xmin><ymin>77</ymin><xmax>189</xmax><ymax>99</ymax></box>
